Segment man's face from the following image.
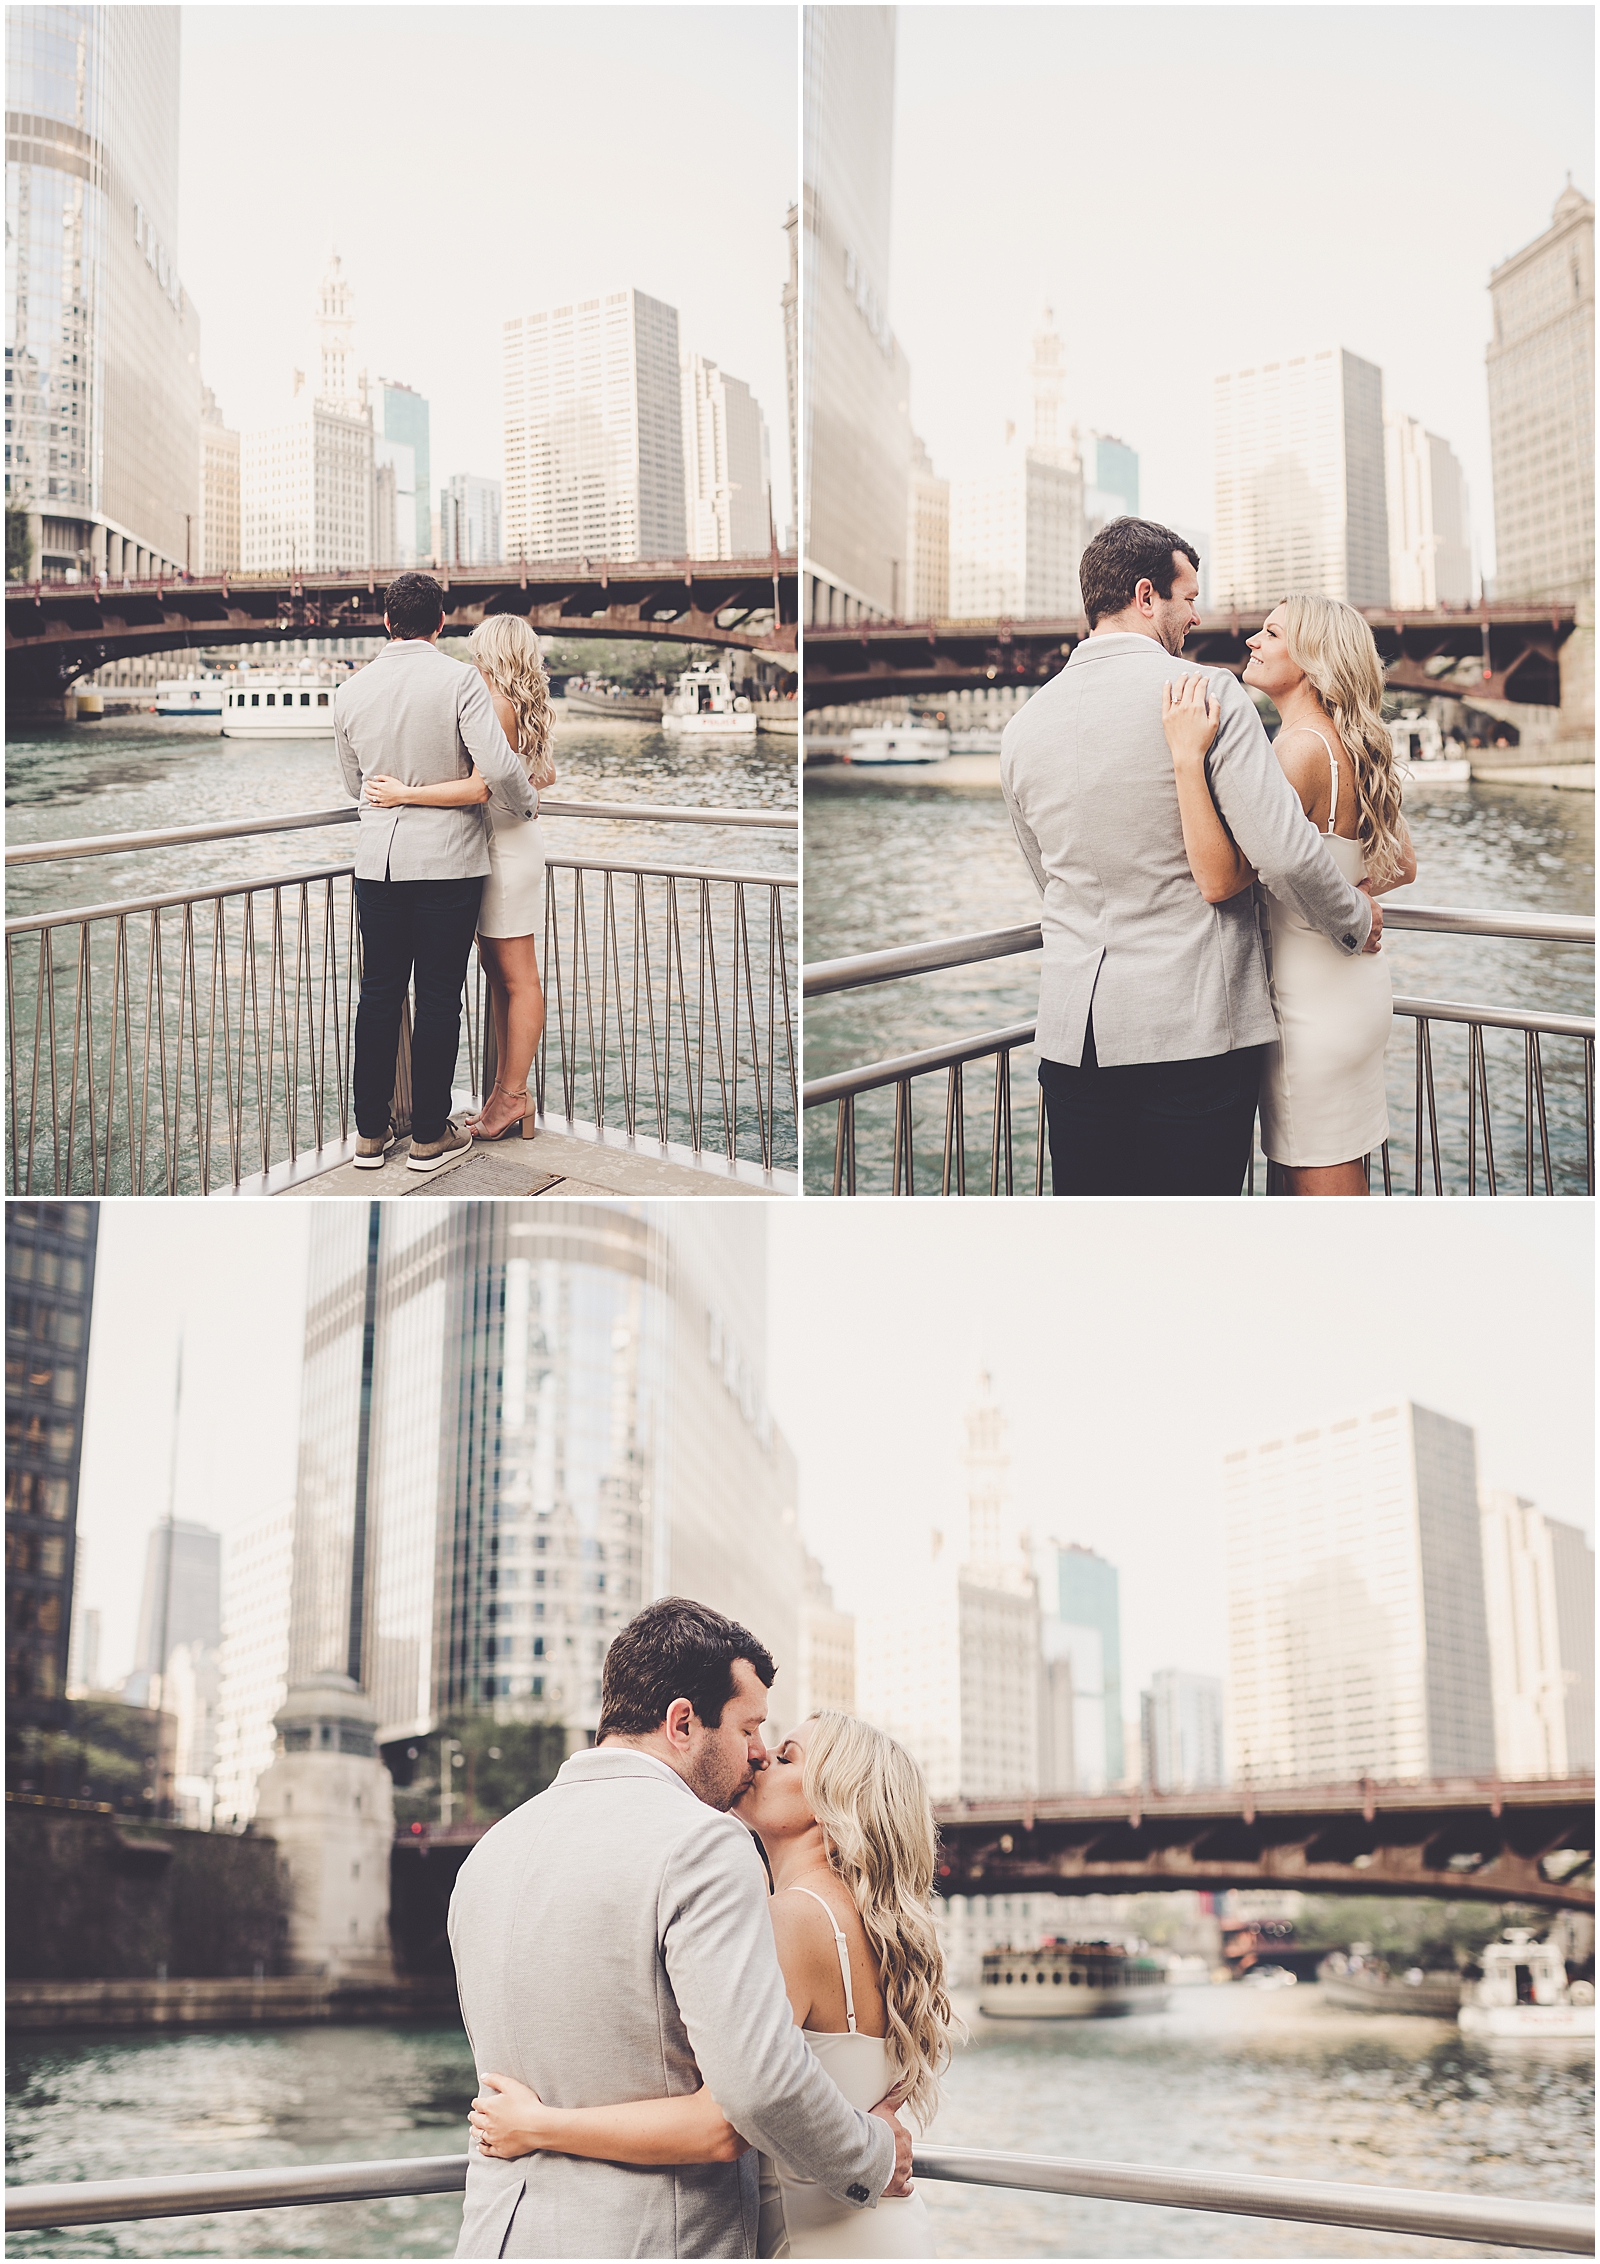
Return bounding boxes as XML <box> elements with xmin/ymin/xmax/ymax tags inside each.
<box><xmin>1149</xmin><ymin>555</ymin><xmax>1202</xmax><ymax>655</ymax></box>
<box><xmin>680</xmin><ymin>1657</ymin><xmax>770</xmax><ymax>1811</ymax></box>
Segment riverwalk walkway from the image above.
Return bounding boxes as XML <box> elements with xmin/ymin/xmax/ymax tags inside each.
<box><xmin>256</xmin><ymin>1117</ymin><xmax>776</xmax><ymax>1199</ymax></box>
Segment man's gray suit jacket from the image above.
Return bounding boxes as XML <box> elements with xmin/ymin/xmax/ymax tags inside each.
<box><xmin>999</xmin><ymin>631</ymin><xmax>1374</xmax><ymax>1067</ymax></box>
<box><xmin>332</xmin><ymin>638</ymin><xmax>536</xmax><ymax>883</ymax></box>
<box><xmin>448</xmin><ymin>1747</ymin><xmax>895</xmax><ymax>2260</ymax></box>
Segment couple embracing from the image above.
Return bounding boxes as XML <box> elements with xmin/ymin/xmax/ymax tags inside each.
<box><xmin>1002</xmin><ymin>517</ymin><xmax>1417</xmax><ymax>1197</ymax></box>
<box><xmin>449</xmin><ymin>1597</ymin><xmax>957</xmax><ymax>2260</ymax></box>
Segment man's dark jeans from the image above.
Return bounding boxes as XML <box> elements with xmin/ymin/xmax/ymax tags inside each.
<box><xmin>1039</xmin><ymin>1020</ymin><xmax>1267</xmax><ymax>1196</ymax></box>
<box><xmin>353</xmin><ymin>875</ymin><xmax>483</xmax><ymax>1144</ymax></box>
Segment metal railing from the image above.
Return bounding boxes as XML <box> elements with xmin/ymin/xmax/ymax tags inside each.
<box><xmin>5</xmin><ymin>803</ymin><xmax>797</xmax><ymax>1194</ymax></box>
<box><xmin>5</xmin><ymin>2145</ymin><xmax>1591</xmax><ymax>2250</ymax></box>
<box><xmin>804</xmin><ymin>906</ymin><xmax>1596</xmax><ymax>1197</ymax></box>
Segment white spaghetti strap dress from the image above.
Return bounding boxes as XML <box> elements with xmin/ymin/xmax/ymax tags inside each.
<box><xmin>1257</xmin><ymin>729</ymin><xmax>1392</xmax><ymax>1168</ymax></box>
<box><xmin>477</xmin><ymin>735</ymin><xmax>546</xmax><ymax>939</ymax></box>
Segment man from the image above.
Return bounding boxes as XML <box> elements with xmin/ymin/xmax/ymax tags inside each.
<box><xmin>448</xmin><ymin>1597</ymin><xmax>911</xmax><ymax>2259</ymax></box>
<box><xmin>1000</xmin><ymin>517</ymin><xmax>1382</xmax><ymax>1196</ymax></box>
<box><xmin>333</xmin><ymin>572</ymin><xmax>535</xmax><ymax>1175</ymax></box>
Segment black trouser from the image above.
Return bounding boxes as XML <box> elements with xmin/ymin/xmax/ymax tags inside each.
<box><xmin>353</xmin><ymin>875</ymin><xmax>483</xmax><ymax>1143</ymax></box>
<box><xmin>1039</xmin><ymin>1019</ymin><xmax>1267</xmax><ymax>1196</ymax></box>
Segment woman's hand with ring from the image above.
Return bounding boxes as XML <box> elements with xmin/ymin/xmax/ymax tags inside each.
<box><xmin>363</xmin><ymin>774</ymin><xmax>407</xmax><ymax>808</ymax></box>
<box><xmin>469</xmin><ymin>2072</ymin><xmax>546</xmax><ymax>2158</ymax></box>
<box><xmin>1162</xmin><ymin>675</ymin><xmax>1221</xmax><ymax>770</ymax></box>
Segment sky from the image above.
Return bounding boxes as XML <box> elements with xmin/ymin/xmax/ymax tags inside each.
<box><xmin>765</xmin><ymin>1202</ymin><xmax>1594</xmax><ymax>1709</ymax></box>
<box><xmin>176</xmin><ymin>6</ymin><xmax>797</xmax><ymax>513</ymax></box>
<box><xmin>887</xmin><ymin>5</ymin><xmax>1595</xmax><ymax>584</ymax></box>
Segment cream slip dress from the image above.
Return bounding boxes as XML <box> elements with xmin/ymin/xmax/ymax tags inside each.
<box><xmin>757</xmin><ymin>1887</ymin><xmax>936</xmax><ymax>2259</ymax></box>
<box><xmin>1257</xmin><ymin>728</ymin><xmax>1392</xmax><ymax>1168</ymax></box>
<box><xmin>477</xmin><ymin>730</ymin><xmax>545</xmax><ymax>939</ymax></box>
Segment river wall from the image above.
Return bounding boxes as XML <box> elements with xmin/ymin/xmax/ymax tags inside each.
<box><xmin>6</xmin><ymin>1804</ymin><xmax>287</xmax><ymax>1981</ymax></box>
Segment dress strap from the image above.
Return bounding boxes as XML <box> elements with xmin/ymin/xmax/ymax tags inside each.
<box><xmin>1305</xmin><ymin>727</ymin><xmax>1339</xmax><ymax>834</ymax></box>
<box><xmin>785</xmin><ymin>1886</ymin><xmax>857</xmax><ymax>2032</ymax></box>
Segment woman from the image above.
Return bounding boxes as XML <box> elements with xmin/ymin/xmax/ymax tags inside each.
<box><xmin>364</xmin><ymin>616</ymin><xmax>555</xmax><ymax>1141</ymax></box>
<box><xmin>1162</xmin><ymin>594</ymin><xmax>1417</xmax><ymax>1197</ymax></box>
<box><xmin>467</xmin><ymin>1712</ymin><xmax>958</xmax><ymax>2257</ymax></box>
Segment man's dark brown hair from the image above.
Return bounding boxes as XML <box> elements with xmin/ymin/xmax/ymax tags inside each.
<box><xmin>1078</xmin><ymin>518</ymin><xmax>1201</xmax><ymax>629</ymax></box>
<box><xmin>597</xmin><ymin>1595</ymin><xmax>776</xmax><ymax>1740</ymax></box>
<box><xmin>383</xmin><ymin>570</ymin><xmax>446</xmax><ymax>640</ymax></box>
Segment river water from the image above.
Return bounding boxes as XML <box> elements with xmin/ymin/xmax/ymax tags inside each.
<box><xmin>802</xmin><ymin>778</ymin><xmax>1595</xmax><ymax>1197</ymax></box>
<box><xmin>6</xmin><ymin>1989</ymin><xmax>1590</xmax><ymax>2259</ymax></box>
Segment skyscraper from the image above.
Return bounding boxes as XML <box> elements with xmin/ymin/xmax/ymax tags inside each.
<box><xmin>123</xmin><ymin>1518</ymin><xmax>221</xmax><ymax>1707</ymax></box>
<box><xmin>502</xmin><ymin>289</ymin><xmax>685</xmax><ymax>563</ymax></box>
<box><xmin>1141</xmin><ymin>1669</ymin><xmax>1226</xmax><ymax>1793</ymax></box>
<box><xmin>1212</xmin><ymin>348</ymin><xmax>1390</xmax><ymax>611</ymax></box>
<box><xmin>213</xmin><ymin>1503</ymin><xmax>294</xmax><ymax>1830</ymax></box>
<box><xmin>438</xmin><ymin>472</ymin><xmax>502</xmax><ymax>567</ymax></box>
<box><xmin>240</xmin><ymin>253</ymin><xmax>374</xmax><ymax>574</ymax></box>
<box><xmin>5</xmin><ymin>7</ymin><xmax>202</xmax><ymax>580</ymax></box>
<box><xmin>797</xmin><ymin>1552</ymin><xmax>855</xmax><ymax>1719</ymax></box>
<box><xmin>904</xmin><ymin>433</ymin><xmax>949</xmax><ymax>620</ymax></box>
<box><xmin>856</xmin><ymin>1372</ymin><xmax>1041</xmax><ymax>1801</ymax></box>
<box><xmin>1224</xmin><ymin>1401</ymin><xmax>1497</xmax><ymax>1786</ymax></box>
<box><xmin>1038</xmin><ymin>1540</ymin><xmax>1124</xmax><ymax>1789</ymax></box>
<box><xmin>681</xmin><ymin>351</ymin><xmax>772</xmax><ymax>559</ymax></box>
<box><xmin>1486</xmin><ymin>185</ymin><xmax>1594</xmax><ymax>603</ymax></box>
<box><xmin>1480</xmin><ymin>1492</ymin><xmax>1595</xmax><ymax>1779</ymax></box>
<box><xmin>1384</xmin><ymin>408</ymin><xmax>1473</xmax><ymax>608</ymax></box>
<box><xmin>372</xmin><ymin>378</ymin><xmax>431</xmax><ymax>565</ymax></box>
<box><xmin>215</xmin><ymin>1205</ymin><xmax>802</xmax><ymax>1824</ymax></box>
<box><xmin>4</xmin><ymin>1203</ymin><xmax>99</xmax><ymax>1729</ymax></box>
<box><xmin>1081</xmin><ymin>432</ymin><xmax>1140</xmax><ymax>528</ymax></box>
<box><xmin>781</xmin><ymin>203</ymin><xmax>799</xmax><ymax>549</ymax></box>
<box><xmin>949</xmin><ymin>310</ymin><xmax>1087</xmax><ymax>620</ymax></box>
<box><xmin>803</xmin><ymin>4</ymin><xmax>912</xmax><ymax>621</ymax></box>
<box><xmin>197</xmin><ymin>387</ymin><xmax>239</xmax><ymax>576</ymax></box>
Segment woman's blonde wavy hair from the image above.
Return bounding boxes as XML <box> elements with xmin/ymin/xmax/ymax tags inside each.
<box><xmin>801</xmin><ymin>1711</ymin><xmax>963</xmax><ymax>2128</ymax></box>
<box><xmin>468</xmin><ymin>616</ymin><xmax>556</xmax><ymax>787</ymax></box>
<box><xmin>1277</xmin><ymin>594</ymin><xmax>1407</xmax><ymax>888</ymax></box>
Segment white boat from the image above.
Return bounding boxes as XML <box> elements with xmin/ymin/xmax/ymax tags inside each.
<box><xmin>661</xmin><ymin>662</ymin><xmax>757</xmax><ymax>737</ymax></box>
<box><xmin>1458</xmin><ymin>1931</ymin><xmax>1595</xmax><ymax>2040</ymax></box>
<box><xmin>220</xmin><ymin>676</ymin><xmax>338</xmax><ymax>738</ymax></box>
<box><xmin>155</xmin><ymin>674</ymin><xmax>225</xmax><ymax>717</ymax></box>
<box><xmin>1392</xmin><ymin>714</ymin><xmax>1472</xmax><ymax>786</ymax></box>
<box><xmin>979</xmin><ymin>1938</ymin><xmax>1171</xmax><ymax>2019</ymax></box>
<box><xmin>846</xmin><ymin>724</ymin><xmax>951</xmax><ymax>766</ymax></box>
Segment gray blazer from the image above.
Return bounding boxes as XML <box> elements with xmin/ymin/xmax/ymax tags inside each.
<box><xmin>333</xmin><ymin>638</ymin><xmax>536</xmax><ymax>883</ymax></box>
<box><xmin>1000</xmin><ymin>631</ymin><xmax>1374</xmax><ymax>1067</ymax></box>
<box><xmin>448</xmin><ymin>1748</ymin><xmax>895</xmax><ymax>2260</ymax></box>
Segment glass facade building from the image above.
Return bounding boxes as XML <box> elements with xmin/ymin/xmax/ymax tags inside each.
<box><xmin>1212</xmin><ymin>347</ymin><xmax>1390</xmax><ymax>612</ymax></box>
<box><xmin>802</xmin><ymin>5</ymin><xmax>911</xmax><ymax>621</ymax></box>
<box><xmin>373</xmin><ymin>378</ymin><xmax>430</xmax><ymax>565</ymax></box>
<box><xmin>4</xmin><ymin>1202</ymin><xmax>99</xmax><ymax>1726</ymax></box>
<box><xmin>1042</xmin><ymin>1541</ymin><xmax>1124</xmax><ymax>1789</ymax></box>
<box><xmin>1225</xmin><ymin>1401</ymin><xmax>1497</xmax><ymax>1787</ymax></box>
<box><xmin>6</xmin><ymin>5</ymin><xmax>201</xmax><ymax>579</ymax></box>
<box><xmin>1487</xmin><ymin>185</ymin><xmax>1594</xmax><ymax>603</ymax></box>
<box><xmin>214</xmin><ymin>1205</ymin><xmax>801</xmax><ymax>1821</ymax></box>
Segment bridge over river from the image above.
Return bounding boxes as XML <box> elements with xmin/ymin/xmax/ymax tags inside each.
<box><xmin>5</xmin><ymin>553</ymin><xmax>797</xmax><ymax>697</ymax></box>
<box><xmin>803</xmin><ymin>603</ymin><xmax>1576</xmax><ymax>711</ymax></box>
<box><xmin>931</xmin><ymin>1775</ymin><xmax>1595</xmax><ymax>1909</ymax></box>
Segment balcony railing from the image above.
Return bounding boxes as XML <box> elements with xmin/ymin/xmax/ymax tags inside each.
<box><xmin>4</xmin><ymin>2145</ymin><xmax>1591</xmax><ymax>2250</ymax></box>
<box><xmin>804</xmin><ymin>905</ymin><xmax>1596</xmax><ymax>1196</ymax></box>
<box><xmin>5</xmin><ymin>801</ymin><xmax>797</xmax><ymax>1194</ymax></box>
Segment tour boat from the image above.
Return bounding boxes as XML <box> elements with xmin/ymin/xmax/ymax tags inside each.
<box><xmin>1318</xmin><ymin>1952</ymin><xmax>1463</xmax><ymax>2018</ymax></box>
<box><xmin>562</xmin><ymin>683</ymin><xmax>665</xmax><ymax>721</ymax></box>
<box><xmin>661</xmin><ymin>663</ymin><xmax>757</xmax><ymax>737</ymax></box>
<box><xmin>155</xmin><ymin>674</ymin><xmax>225</xmax><ymax>717</ymax></box>
<box><xmin>1392</xmin><ymin>714</ymin><xmax>1472</xmax><ymax>786</ymax></box>
<box><xmin>221</xmin><ymin>677</ymin><xmax>338</xmax><ymax>738</ymax></box>
<box><xmin>979</xmin><ymin>1938</ymin><xmax>1171</xmax><ymax>2019</ymax></box>
<box><xmin>1457</xmin><ymin>1931</ymin><xmax>1595</xmax><ymax>2040</ymax></box>
<box><xmin>846</xmin><ymin>724</ymin><xmax>951</xmax><ymax>766</ymax></box>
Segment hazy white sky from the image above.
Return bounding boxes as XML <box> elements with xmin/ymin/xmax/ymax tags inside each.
<box><xmin>765</xmin><ymin>1203</ymin><xmax>1594</xmax><ymax>1706</ymax></box>
<box><xmin>177</xmin><ymin>6</ymin><xmax>797</xmax><ymax>511</ymax></box>
<box><xmin>888</xmin><ymin>5</ymin><xmax>1595</xmax><ymax>582</ymax></box>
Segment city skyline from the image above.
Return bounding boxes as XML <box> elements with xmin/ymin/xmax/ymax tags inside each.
<box><xmin>176</xmin><ymin>8</ymin><xmax>795</xmax><ymax>537</ymax></box>
<box><xmin>886</xmin><ymin>7</ymin><xmax>1592</xmax><ymax>584</ymax></box>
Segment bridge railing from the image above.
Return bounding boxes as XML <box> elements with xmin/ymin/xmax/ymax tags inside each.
<box><xmin>803</xmin><ymin>906</ymin><xmax>1596</xmax><ymax>1197</ymax></box>
<box><xmin>5</xmin><ymin>803</ymin><xmax>797</xmax><ymax>1194</ymax></box>
<box><xmin>4</xmin><ymin>2145</ymin><xmax>1591</xmax><ymax>2251</ymax></box>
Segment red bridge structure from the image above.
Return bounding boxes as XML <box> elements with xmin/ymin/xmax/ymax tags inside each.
<box><xmin>5</xmin><ymin>553</ymin><xmax>797</xmax><ymax>698</ymax></box>
<box><xmin>803</xmin><ymin>603</ymin><xmax>1576</xmax><ymax>712</ymax></box>
<box><xmin>930</xmin><ymin>1775</ymin><xmax>1595</xmax><ymax>1910</ymax></box>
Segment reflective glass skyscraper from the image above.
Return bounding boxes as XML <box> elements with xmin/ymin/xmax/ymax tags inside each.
<box><xmin>259</xmin><ymin>1205</ymin><xmax>801</xmax><ymax>1801</ymax></box>
<box><xmin>6</xmin><ymin>6</ymin><xmax>202</xmax><ymax>580</ymax></box>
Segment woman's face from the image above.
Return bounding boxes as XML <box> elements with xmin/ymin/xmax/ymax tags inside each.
<box><xmin>736</xmin><ymin>1717</ymin><xmax>818</xmax><ymax>1844</ymax></box>
<box><xmin>1242</xmin><ymin>604</ymin><xmax>1304</xmax><ymax>702</ymax></box>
